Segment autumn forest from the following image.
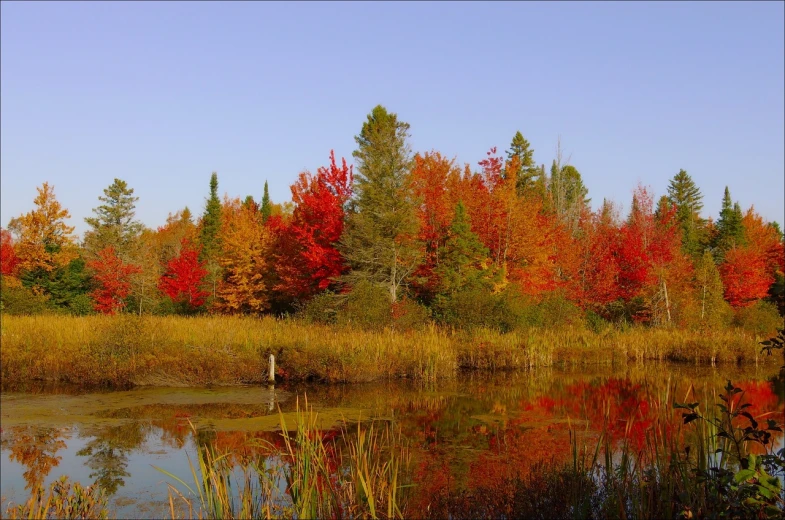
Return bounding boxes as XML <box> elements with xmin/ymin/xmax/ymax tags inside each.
<box><xmin>1</xmin><ymin>105</ymin><xmax>783</xmax><ymax>334</ymax></box>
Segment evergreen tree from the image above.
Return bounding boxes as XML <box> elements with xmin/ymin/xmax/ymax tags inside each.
<box><xmin>83</xmin><ymin>178</ymin><xmax>143</xmax><ymax>260</ymax></box>
<box><xmin>340</xmin><ymin>105</ymin><xmax>421</xmax><ymax>303</ymax></box>
<box><xmin>200</xmin><ymin>172</ymin><xmax>222</xmax><ymax>261</ymax></box>
<box><xmin>694</xmin><ymin>249</ymin><xmax>731</xmax><ymax>326</ymax></box>
<box><xmin>506</xmin><ymin>131</ymin><xmax>541</xmax><ymax>195</ymax></box>
<box><xmin>714</xmin><ymin>186</ymin><xmax>744</xmax><ymax>258</ymax></box>
<box><xmin>435</xmin><ymin>201</ymin><xmax>492</xmax><ymax>295</ymax></box>
<box><xmin>261</xmin><ymin>181</ymin><xmax>272</xmax><ymax>222</ymax></box>
<box><xmin>666</xmin><ymin>169</ymin><xmax>706</xmax><ymax>256</ymax></box>
<box><xmin>550</xmin><ymin>163</ymin><xmax>589</xmax><ymax>231</ymax></box>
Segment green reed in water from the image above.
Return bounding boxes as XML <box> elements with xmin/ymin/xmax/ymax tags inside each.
<box><xmin>155</xmin><ymin>394</ymin><xmax>412</xmax><ymax>520</ymax></box>
<box><xmin>2</xmin><ymin>476</ymin><xmax>109</xmax><ymax>520</ymax></box>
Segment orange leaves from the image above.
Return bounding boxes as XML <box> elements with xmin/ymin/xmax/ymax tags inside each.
<box><xmin>8</xmin><ymin>182</ymin><xmax>77</xmax><ymax>273</ymax></box>
<box><xmin>721</xmin><ymin>247</ymin><xmax>772</xmax><ymax>307</ymax></box>
<box><xmin>720</xmin><ymin>207</ymin><xmax>781</xmax><ymax>308</ymax></box>
<box><xmin>214</xmin><ymin>197</ymin><xmax>272</xmax><ymax>314</ymax></box>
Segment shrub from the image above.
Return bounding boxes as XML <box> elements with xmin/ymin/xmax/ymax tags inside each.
<box><xmin>0</xmin><ymin>279</ymin><xmax>53</xmax><ymax>315</ymax></box>
<box><xmin>338</xmin><ymin>280</ymin><xmax>392</xmax><ymax>330</ymax></box>
<box><xmin>299</xmin><ymin>291</ymin><xmax>340</xmax><ymax>325</ymax></box>
<box><xmin>391</xmin><ymin>297</ymin><xmax>431</xmax><ymax>331</ymax></box>
<box><xmin>733</xmin><ymin>300</ymin><xmax>783</xmax><ymax>337</ymax></box>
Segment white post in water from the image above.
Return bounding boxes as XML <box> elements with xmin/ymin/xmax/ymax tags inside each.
<box><xmin>268</xmin><ymin>354</ymin><xmax>275</xmax><ymax>384</ymax></box>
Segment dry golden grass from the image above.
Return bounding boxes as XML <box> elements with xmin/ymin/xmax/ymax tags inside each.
<box><xmin>0</xmin><ymin>315</ymin><xmax>773</xmax><ymax>387</ymax></box>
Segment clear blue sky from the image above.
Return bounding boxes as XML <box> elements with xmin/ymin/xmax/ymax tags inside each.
<box><xmin>2</xmin><ymin>1</ymin><xmax>783</xmax><ymax>237</ymax></box>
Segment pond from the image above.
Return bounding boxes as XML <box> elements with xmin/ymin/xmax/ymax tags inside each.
<box><xmin>1</xmin><ymin>363</ymin><xmax>783</xmax><ymax>518</ymax></box>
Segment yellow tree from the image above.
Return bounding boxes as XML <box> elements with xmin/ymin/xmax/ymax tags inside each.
<box><xmin>8</xmin><ymin>183</ymin><xmax>77</xmax><ymax>276</ymax></box>
<box><xmin>214</xmin><ymin>197</ymin><xmax>272</xmax><ymax>314</ymax></box>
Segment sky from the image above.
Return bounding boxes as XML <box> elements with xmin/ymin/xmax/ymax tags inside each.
<box><xmin>2</xmin><ymin>1</ymin><xmax>783</xmax><ymax>238</ymax></box>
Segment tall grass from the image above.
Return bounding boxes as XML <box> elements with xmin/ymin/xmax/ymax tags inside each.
<box><xmin>156</xmin><ymin>396</ymin><xmax>412</xmax><ymax>520</ymax></box>
<box><xmin>2</xmin><ymin>476</ymin><xmax>109</xmax><ymax>520</ymax></box>
<box><xmin>0</xmin><ymin>315</ymin><xmax>774</xmax><ymax>387</ymax></box>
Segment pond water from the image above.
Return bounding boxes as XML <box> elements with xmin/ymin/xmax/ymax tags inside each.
<box><xmin>1</xmin><ymin>363</ymin><xmax>783</xmax><ymax>518</ymax></box>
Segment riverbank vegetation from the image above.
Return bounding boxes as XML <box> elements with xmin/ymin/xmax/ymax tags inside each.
<box><xmin>0</xmin><ymin>314</ymin><xmax>779</xmax><ymax>388</ymax></box>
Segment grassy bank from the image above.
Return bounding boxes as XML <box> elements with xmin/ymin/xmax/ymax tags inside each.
<box><xmin>0</xmin><ymin>315</ymin><xmax>777</xmax><ymax>387</ymax></box>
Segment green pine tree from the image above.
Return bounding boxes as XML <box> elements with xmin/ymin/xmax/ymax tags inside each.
<box><xmin>200</xmin><ymin>172</ymin><xmax>222</xmax><ymax>261</ymax></box>
<box><xmin>261</xmin><ymin>181</ymin><xmax>272</xmax><ymax>222</ymax></box>
<box><xmin>550</xmin><ymin>163</ymin><xmax>589</xmax><ymax>231</ymax></box>
<box><xmin>83</xmin><ymin>178</ymin><xmax>144</xmax><ymax>260</ymax></box>
<box><xmin>666</xmin><ymin>169</ymin><xmax>706</xmax><ymax>257</ymax></box>
<box><xmin>199</xmin><ymin>172</ymin><xmax>223</xmax><ymax>301</ymax></box>
<box><xmin>714</xmin><ymin>186</ymin><xmax>744</xmax><ymax>259</ymax></box>
<box><xmin>506</xmin><ymin>131</ymin><xmax>542</xmax><ymax>196</ymax></box>
<box><xmin>340</xmin><ymin>105</ymin><xmax>421</xmax><ymax>303</ymax></box>
<box><xmin>435</xmin><ymin>201</ymin><xmax>492</xmax><ymax>295</ymax></box>
<box><xmin>694</xmin><ymin>249</ymin><xmax>731</xmax><ymax>327</ymax></box>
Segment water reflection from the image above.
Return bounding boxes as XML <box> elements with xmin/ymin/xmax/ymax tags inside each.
<box><xmin>1</xmin><ymin>364</ymin><xmax>782</xmax><ymax>517</ymax></box>
<box><xmin>2</xmin><ymin>426</ymin><xmax>69</xmax><ymax>491</ymax></box>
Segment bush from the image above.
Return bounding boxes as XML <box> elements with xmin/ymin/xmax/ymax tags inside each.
<box><xmin>299</xmin><ymin>291</ymin><xmax>340</xmax><ymax>325</ymax></box>
<box><xmin>585</xmin><ymin>310</ymin><xmax>611</xmax><ymax>334</ymax></box>
<box><xmin>434</xmin><ymin>288</ymin><xmax>523</xmax><ymax>332</ymax></box>
<box><xmin>391</xmin><ymin>297</ymin><xmax>431</xmax><ymax>331</ymax></box>
<box><xmin>0</xmin><ymin>279</ymin><xmax>53</xmax><ymax>315</ymax></box>
<box><xmin>337</xmin><ymin>280</ymin><xmax>391</xmax><ymax>330</ymax></box>
<box><xmin>68</xmin><ymin>294</ymin><xmax>94</xmax><ymax>316</ymax></box>
<box><xmin>733</xmin><ymin>301</ymin><xmax>783</xmax><ymax>337</ymax></box>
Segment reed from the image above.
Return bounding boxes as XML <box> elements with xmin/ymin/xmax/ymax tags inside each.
<box><xmin>155</xmin><ymin>395</ymin><xmax>412</xmax><ymax>519</ymax></box>
<box><xmin>2</xmin><ymin>476</ymin><xmax>109</xmax><ymax>520</ymax></box>
<box><xmin>0</xmin><ymin>315</ymin><xmax>773</xmax><ymax>388</ymax></box>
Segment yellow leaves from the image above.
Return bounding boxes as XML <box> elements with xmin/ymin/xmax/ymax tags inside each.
<box><xmin>214</xmin><ymin>198</ymin><xmax>272</xmax><ymax>315</ymax></box>
<box><xmin>9</xmin><ymin>183</ymin><xmax>77</xmax><ymax>273</ymax></box>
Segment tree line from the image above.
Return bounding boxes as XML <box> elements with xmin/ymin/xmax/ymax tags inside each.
<box><xmin>1</xmin><ymin>105</ymin><xmax>783</xmax><ymax>331</ymax></box>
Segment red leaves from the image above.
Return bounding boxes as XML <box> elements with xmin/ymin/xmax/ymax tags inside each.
<box><xmin>274</xmin><ymin>150</ymin><xmax>353</xmax><ymax>300</ymax></box>
<box><xmin>87</xmin><ymin>247</ymin><xmax>141</xmax><ymax>315</ymax></box>
<box><xmin>720</xmin><ymin>247</ymin><xmax>772</xmax><ymax>307</ymax></box>
<box><xmin>158</xmin><ymin>239</ymin><xmax>209</xmax><ymax>309</ymax></box>
<box><xmin>1</xmin><ymin>229</ymin><xmax>20</xmax><ymax>277</ymax></box>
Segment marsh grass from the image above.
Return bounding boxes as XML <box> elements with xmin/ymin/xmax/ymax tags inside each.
<box><xmin>2</xmin><ymin>476</ymin><xmax>109</xmax><ymax>520</ymax></box>
<box><xmin>155</xmin><ymin>395</ymin><xmax>412</xmax><ymax>520</ymax></box>
<box><xmin>0</xmin><ymin>315</ymin><xmax>773</xmax><ymax>387</ymax></box>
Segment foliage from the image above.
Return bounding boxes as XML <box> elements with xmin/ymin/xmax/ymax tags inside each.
<box><xmin>7</xmin><ymin>182</ymin><xmax>78</xmax><ymax>274</ymax></box>
<box><xmin>667</xmin><ymin>168</ymin><xmax>706</xmax><ymax>257</ymax></box>
<box><xmin>733</xmin><ymin>300</ymin><xmax>783</xmax><ymax>337</ymax></box>
<box><xmin>1</xmin><ymin>228</ymin><xmax>21</xmax><ymax>276</ymax></box>
<box><xmin>261</xmin><ymin>180</ymin><xmax>272</xmax><ymax>223</ymax></box>
<box><xmin>341</xmin><ymin>105</ymin><xmax>421</xmax><ymax>303</ymax></box>
<box><xmin>274</xmin><ymin>151</ymin><xmax>353</xmax><ymax>302</ymax></box>
<box><xmin>87</xmin><ymin>246</ymin><xmax>142</xmax><ymax>315</ymax></box>
<box><xmin>214</xmin><ymin>198</ymin><xmax>273</xmax><ymax>315</ymax></box>
<box><xmin>158</xmin><ymin>239</ymin><xmax>209</xmax><ymax>312</ymax></box>
<box><xmin>338</xmin><ymin>280</ymin><xmax>392</xmax><ymax>331</ymax></box>
<box><xmin>83</xmin><ymin>178</ymin><xmax>144</xmax><ymax>260</ymax></box>
<box><xmin>0</xmin><ymin>280</ymin><xmax>53</xmax><ymax>315</ymax></box>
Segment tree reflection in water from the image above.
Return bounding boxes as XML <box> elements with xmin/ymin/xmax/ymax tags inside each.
<box><xmin>2</xmin><ymin>426</ymin><xmax>69</xmax><ymax>491</ymax></box>
<box><xmin>75</xmin><ymin>422</ymin><xmax>148</xmax><ymax>496</ymax></box>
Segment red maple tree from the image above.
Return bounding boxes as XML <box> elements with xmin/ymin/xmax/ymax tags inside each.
<box><xmin>274</xmin><ymin>150</ymin><xmax>353</xmax><ymax>301</ymax></box>
<box><xmin>720</xmin><ymin>246</ymin><xmax>772</xmax><ymax>307</ymax></box>
<box><xmin>87</xmin><ymin>247</ymin><xmax>142</xmax><ymax>315</ymax></box>
<box><xmin>1</xmin><ymin>229</ymin><xmax>20</xmax><ymax>277</ymax></box>
<box><xmin>158</xmin><ymin>239</ymin><xmax>209</xmax><ymax>309</ymax></box>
